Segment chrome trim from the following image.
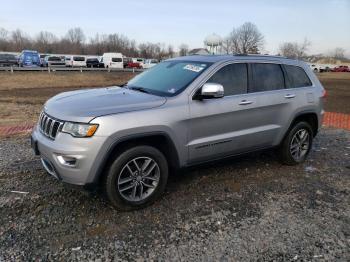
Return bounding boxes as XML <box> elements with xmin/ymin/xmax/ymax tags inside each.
<box><xmin>38</xmin><ymin>112</ymin><xmax>64</xmax><ymax>140</ymax></box>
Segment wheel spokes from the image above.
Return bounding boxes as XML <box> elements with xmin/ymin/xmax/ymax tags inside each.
<box><xmin>117</xmin><ymin>156</ymin><xmax>160</xmax><ymax>202</ymax></box>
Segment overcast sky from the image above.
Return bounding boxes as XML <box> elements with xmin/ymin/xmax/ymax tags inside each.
<box><xmin>1</xmin><ymin>0</ymin><xmax>349</xmax><ymax>56</ymax></box>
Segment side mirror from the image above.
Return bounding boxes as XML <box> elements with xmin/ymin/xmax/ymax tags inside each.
<box><xmin>198</xmin><ymin>83</ymin><xmax>224</xmax><ymax>99</ymax></box>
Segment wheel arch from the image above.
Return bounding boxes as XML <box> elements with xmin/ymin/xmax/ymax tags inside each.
<box><xmin>287</xmin><ymin>111</ymin><xmax>319</xmax><ymax>138</ymax></box>
<box><xmin>92</xmin><ymin>132</ymin><xmax>181</xmax><ymax>186</ymax></box>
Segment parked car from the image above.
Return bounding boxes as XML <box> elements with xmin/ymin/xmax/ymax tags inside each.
<box><xmin>31</xmin><ymin>55</ymin><xmax>325</xmax><ymax>210</ymax></box>
<box><xmin>332</xmin><ymin>65</ymin><xmax>350</xmax><ymax>72</ymax></box>
<box><xmin>102</xmin><ymin>53</ymin><xmax>123</xmax><ymax>68</ymax></box>
<box><xmin>43</xmin><ymin>56</ymin><xmax>65</xmax><ymax>67</ymax></box>
<box><xmin>123</xmin><ymin>57</ymin><xmax>142</xmax><ymax>69</ymax></box>
<box><xmin>132</xmin><ymin>58</ymin><xmax>145</xmax><ymax>68</ymax></box>
<box><xmin>65</xmin><ymin>56</ymin><xmax>86</xmax><ymax>67</ymax></box>
<box><xmin>0</xmin><ymin>53</ymin><xmax>18</xmax><ymax>67</ymax></box>
<box><xmin>39</xmin><ymin>54</ymin><xmax>49</xmax><ymax>67</ymax></box>
<box><xmin>86</xmin><ymin>57</ymin><xmax>102</xmax><ymax>68</ymax></box>
<box><xmin>143</xmin><ymin>59</ymin><xmax>159</xmax><ymax>69</ymax></box>
<box><xmin>18</xmin><ymin>50</ymin><xmax>41</xmax><ymax>67</ymax></box>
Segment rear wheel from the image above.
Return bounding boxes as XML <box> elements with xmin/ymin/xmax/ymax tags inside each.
<box><xmin>278</xmin><ymin>121</ymin><xmax>313</xmax><ymax>165</ymax></box>
<box><xmin>104</xmin><ymin>146</ymin><xmax>168</xmax><ymax>210</ymax></box>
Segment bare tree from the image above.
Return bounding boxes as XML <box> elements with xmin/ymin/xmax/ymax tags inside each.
<box><xmin>0</xmin><ymin>27</ymin><xmax>9</xmax><ymax>51</ymax></box>
<box><xmin>226</xmin><ymin>22</ymin><xmax>264</xmax><ymax>54</ymax></box>
<box><xmin>11</xmin><ymin>29</ymin><xmax>31</xmax><ymax>51</ymax></box>
<box><xmin>35</xmin><ymin>31</ymin><xmax>57</xmax><ymax>53</ymax></box>
<box><xmin>179</xmin><ymin>44</ymin><xmax>189</xmax><ymax>56</ymax></box>
<box><xmin>66</xmin><ymin>27</ymin><xmax>85</xmax><ymax>44</ymax></box>
<box><xmin>332</xmin><ymin>47</ymin><xmax>345</xmax><ymax>59</ymax></box>
<box><xmin>279</xmin><ymin>38</ymin><xmax>311</xmax><ymax>59</ymax></box>
<box><xmin>167</xmin><ymin>45</ymin><xmax>174</xmax><ymax>58</ymax></box>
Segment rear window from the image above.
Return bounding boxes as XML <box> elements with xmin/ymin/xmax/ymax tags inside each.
<box><xmin>87</xmin><ymin>58</ymin><xmax>98</xmax><ymax>62</ymax></box>
<box><xmin>73</xmin><ymin>56</ymin><xmax>85</xmax><ymax>61</ymax></box>
<box><xmin>48</xmin><ymin>56</ymin><xmax>61</xmax><ymax>61</ymax></box>
<box><xmin>112</xmin><ymin>58</ymin><xmax>122</xmax><ymax>62</ymax></box>
<box><xmin>250</xmin><ymin>63</ymin><xmax>285</xmax><ymax>92</ymax></box>
<box><xmin>284</xmin><ymin>65</ymin><xmax>312</xmax><ymax>88</ymax></box>
<box><xmin>208</xmin><ymin>63</ymin><xmax>248</xmax><ymax>96</ymax></box>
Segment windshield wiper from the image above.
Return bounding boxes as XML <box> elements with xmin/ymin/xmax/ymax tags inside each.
<box><xmin>128</xmin><ymin>86</ymin><xmax>150</xmax><ymax>94</ymax></box>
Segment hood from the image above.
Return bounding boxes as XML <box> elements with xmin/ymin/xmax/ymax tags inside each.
<box><xmin>44</xmin><ymin>86</ymin><xmax>167</xmax><ymax>123</ymax></box>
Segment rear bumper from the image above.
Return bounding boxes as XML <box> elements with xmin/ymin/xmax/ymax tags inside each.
<box><xmin>31</xmin><ymin>125</ymin><xmax>107</xmax><ymax>185</ymax></box>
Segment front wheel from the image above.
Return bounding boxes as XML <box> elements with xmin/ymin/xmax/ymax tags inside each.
<box><xmin>104</xmin><ymin>146</ymin><xmax>168</xmax><ymax>210</ymax></box>
<box><xmin>278</xmin><ymin>121</ymin><xmax>313</xmax><ymax>165</ymax></box>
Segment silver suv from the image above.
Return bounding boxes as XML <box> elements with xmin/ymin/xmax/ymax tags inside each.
<box><xmin>31</xmin><ymin>55</ymin><xmax>325</xmax><ymax>210</ymax></box>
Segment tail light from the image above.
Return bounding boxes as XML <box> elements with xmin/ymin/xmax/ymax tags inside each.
<box><xmin>322</xmin><ymin>89</ymin><xmax>327</xmax><ymax>98</ymax></box>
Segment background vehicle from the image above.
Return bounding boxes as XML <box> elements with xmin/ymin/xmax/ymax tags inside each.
<box><xmin>332</xmin><ymin>65</ymin><xmax>350</xmax><ymax>72</ymax></box>
<box><xmin>102</xmin><ymin>53</ymin><xmax>123</xmax><ymax>68</ymax></box>
<box><xmin>143</xmin><ymin>59</ymin><xmax>159</xmax><ymax>69</ymax></box>
<box><xmin>31</xmin><ymin>55</ymin><xmax>324</xmax><ymax>210</ymax></box>
<box><xmin>86</xmin><ymin>57</ymin><xmax>102</xmax><ymax>68</ymax></box>
<box><xmin>18</xmin><ymin>50</ymin><xmax>40</xmax><ymax>67</ymax></box>
<box><xmin>43</xmin><ymin>56</ymin><xmax>65</xmax><ymax>67</ymax></box>
<box><xmin>65</xmin><ymin>56</ymin><xmax>86</xmax><ymax>67</ymax></box>
<box><xmin>123</xmin><ymin>57</ymin><xmax>142</xmax><ymax>69</ymax></box>
<box><xmin>39</xmin><ymin>54</ymin><xmax>48</xmax><ymax>67</ymax></box>
<box><xmin>0</xmin><ymin>53</ymin><xmax>18</xmax><ymax>67</ymax></box>
<box><xmin>132</xmin><ymin>58</ymin><xmax>144</xmax><ymax>68</ymax></box>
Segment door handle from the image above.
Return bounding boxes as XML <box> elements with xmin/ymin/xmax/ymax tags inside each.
<box><xmin>239</xmin><ymin>100</ymin><xmax>253</xmax><ymax>105</ymax></box>
<box><xmin>284</xmin><ymin>94</ymin><xmax>296</xmax><ymax>99</ymax></box>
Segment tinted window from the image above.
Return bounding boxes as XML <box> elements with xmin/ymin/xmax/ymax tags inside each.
<box><xmin>208</xmin><ymin>63</ymin><xmax>248</xmax><ymax>96</ymax></box>
<box><xmin>284</xmin><ymin>65</ymin><xmax>312</xmax><ymax>88</ymax></box>
<box><xmin>251</xmin><ymin>63</ymin><xmax>285</xmax><ymax>92</ymax></box>
<box><xmin>112</xmin><ymin>58</ymin><xmax>122</xmax><ymax>62</ymax></box>
<box><xmin>73</xmin><ymin>56</ymin><xmax>85</xmax><ymax>61</ymax></box>
<box><xmin>48</xmin><ymin>56</ymin><xmax>61</xmax><ymax>61</ymax></box>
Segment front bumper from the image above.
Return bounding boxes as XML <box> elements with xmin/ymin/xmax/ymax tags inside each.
<box><xmin>31</xmin><ymin>125</ymin><xmax>107</xmax><ymax>185</ymax></box>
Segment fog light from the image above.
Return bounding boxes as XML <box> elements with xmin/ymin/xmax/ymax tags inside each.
<box><xmin>56</xmin><ymin>155</ymin><xmax>77</xmax><ymax>167</ymax></box>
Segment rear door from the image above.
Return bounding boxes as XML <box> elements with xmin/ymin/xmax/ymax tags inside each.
<box><xmin>246</xmin><ymin>62</ymin><xmax>296</xmax><ymax>147</ymax></box>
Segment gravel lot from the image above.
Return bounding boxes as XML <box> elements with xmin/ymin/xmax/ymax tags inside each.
<box><xmin>0</xmin><ymin>128</ymin><xmax>349</xmax><ymax>261</ymax></box>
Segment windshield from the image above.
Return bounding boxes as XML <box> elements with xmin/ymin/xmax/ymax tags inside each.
<box><xmin>127</xmin><ymin>60</ymin><xmax>212</xmax><ymax>97</ymax></box>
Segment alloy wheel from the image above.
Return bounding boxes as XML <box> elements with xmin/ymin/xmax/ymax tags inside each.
<box><xmin>289</xmin><ymin>129</ymin><xmax>310</xmax><ymax>161</ymax></box>
<box><xmin>117</xmin><ymin>157</ymin><xmax>160</xmax><ymax>202</ymax></box>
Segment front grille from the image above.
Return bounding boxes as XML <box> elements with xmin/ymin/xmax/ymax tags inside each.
<box><xmin>38</xmin><ymin>112</ymin><xmax>64</xmax><ymax>139</ymax></box>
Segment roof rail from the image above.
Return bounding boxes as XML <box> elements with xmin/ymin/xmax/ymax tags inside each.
<box><xmin>233</xmin><ymin>54</ymin><xmax>288</xmax><ymax>59</ymax></box>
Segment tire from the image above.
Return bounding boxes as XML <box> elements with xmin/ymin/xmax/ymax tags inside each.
<box><xmin>104</xmin><ymin>145</ymin><xmax>168</xmax><ymax>210</ymax></box>
<box><xmin>278</xmin><ymin>121</ymin><xmax>313</xmax><ymax>165</ymax></box>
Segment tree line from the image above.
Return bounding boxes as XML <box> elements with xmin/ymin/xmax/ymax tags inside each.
<box><xmin>0</xmin><ymin>23</ymin><xmax>346</xmax><ymax>60</ymax></box>
<box><xmin>0</xmin><ymin>27</ymin><xmax>177</xmax><ymax>59</ymax></box>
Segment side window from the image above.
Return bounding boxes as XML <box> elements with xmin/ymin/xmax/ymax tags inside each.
<box><xmin>250</xmin><ymin>63</ymin><xmax>285</xmax><ymax>92</ymax></box>
<box><xmin>284</xmin><ymin>65</ymin><xmax>312</xmax><ymax>88</ymax></box>
<box><xmin>208</xmin><ymin>63</ymin><xmax>247</xmax><ymax>96</ymax></box>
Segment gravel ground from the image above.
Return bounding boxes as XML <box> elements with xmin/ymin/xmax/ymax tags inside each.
<box><xmin>0</xmin><ymin>128</ymin><xmax>349</xmax><ymax>261</ymax></box>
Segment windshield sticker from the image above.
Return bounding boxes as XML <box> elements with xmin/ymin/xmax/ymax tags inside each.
<box><xmin>167</xmin><ymin>88</ymin><xmax>176</xmax><ymax>93</ymax></box>
<box><xmin>183</xmin><ymin>64</ymin><xmax>204</xmax><ymax>73</ymax></box>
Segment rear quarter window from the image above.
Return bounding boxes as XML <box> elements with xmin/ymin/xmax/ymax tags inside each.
<box><xmin>284</xmin><ymin>65</ymin><xmax>312</xmax><ymax>88</ymax></box>
<box><xmin>250</xmin><ymin>63</ymin><xmax>285</xmax><ymax>92</ymax></box>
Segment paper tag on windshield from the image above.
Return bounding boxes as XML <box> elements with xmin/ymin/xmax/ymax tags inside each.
<box><xmin>183</xmin><ymin>64</ymin><xmax>204</xmax><ymax>73</ymax></box>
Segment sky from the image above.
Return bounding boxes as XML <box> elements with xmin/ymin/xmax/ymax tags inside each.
<box><xmin>1</xmin><ymin>0</ymin><xmax>349</xmax><ymax>56</ymax></box>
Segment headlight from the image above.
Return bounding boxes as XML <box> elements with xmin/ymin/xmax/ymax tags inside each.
<box><xmin>61</xmin><ymin>122</ymin><xmax>98</xmax><ymax>138</ymax></box>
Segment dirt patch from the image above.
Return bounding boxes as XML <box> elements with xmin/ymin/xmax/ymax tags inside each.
<box><xmin>317</xmin><ymin>72</ymin><xmax>350</xmax><ymax>114</ymax></box>
<box><xmin>0</xmin><ymin>71</ymin><xmax>136</xmax><ymax>126</ymax></box>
